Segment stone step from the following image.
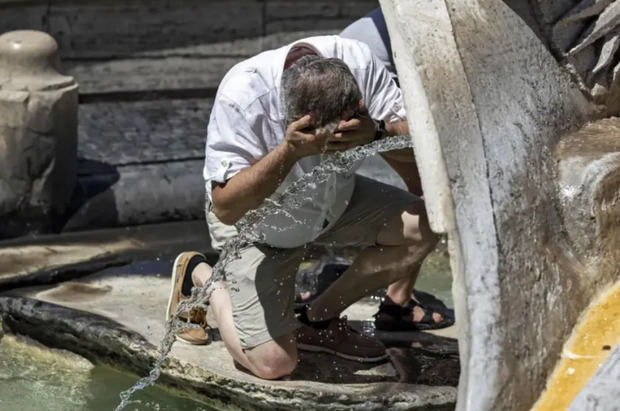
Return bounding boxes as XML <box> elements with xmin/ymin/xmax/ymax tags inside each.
<box><xmin>0</xmin><ymin>0</ymin><xmax>377</xmax><ymax>94</ymax></box>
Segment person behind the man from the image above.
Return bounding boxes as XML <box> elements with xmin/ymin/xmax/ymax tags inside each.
<box><xmin>340</xmin><ymin>7</ymin><xmax>453</xmax><ymax>329</ymax></box>
<box><xmin>166</xmin><ymin>35</ymin><xmax>438</xmax><ymax>379</ymax></box>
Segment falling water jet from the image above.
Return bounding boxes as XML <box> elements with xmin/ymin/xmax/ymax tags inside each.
<box><xmin>115</xmin><ymin>135</ymin><xmax>413</xmax><ymax>411</ymax></box>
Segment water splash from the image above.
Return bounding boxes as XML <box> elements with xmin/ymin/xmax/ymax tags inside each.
<box><xmin>115</xmin><ymin>136</ymin><xmax>413</xmax><ymax>410</ymax></box>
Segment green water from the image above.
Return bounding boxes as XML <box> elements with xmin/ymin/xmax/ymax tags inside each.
<box><xmin>416</xmin><ymin>245</ymin><xmax>453</xmax><ymax>308</ymax></box>
<box><xmin>0</xmin><ymin>335</ymin><xmax>214</xmax><ymax>411</ymax></box>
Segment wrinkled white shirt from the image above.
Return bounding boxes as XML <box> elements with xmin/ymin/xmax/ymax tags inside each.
<box><xmin>204</xmin><ymin>35</ymin><xmax>405</xmax><ymax>248</ymax></box>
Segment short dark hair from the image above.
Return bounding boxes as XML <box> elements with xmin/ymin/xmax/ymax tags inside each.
<box><xmin>281</xmin><ymin>55</ymin><xmax>362</xmax><ymax>129</ymax></box>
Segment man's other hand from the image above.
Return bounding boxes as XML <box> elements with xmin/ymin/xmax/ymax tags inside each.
<box><xmin>327</xmin><ymin>106</ymin><xmax>375</xmax><ymax>151</ymax></box>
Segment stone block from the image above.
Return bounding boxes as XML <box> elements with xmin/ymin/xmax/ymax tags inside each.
<box><xmin>0</xmin><ymin>30</ymin><xmax>78</xmax><ymax>237</ymax></box>
<box><xmin>0</xmin><ymin>1</ymin><xmax>377</xmax><ymax>96</ymax></box>
<box><xmin>64</xmin><ymin>160</ymin><xmax>205</xmax><ymax>231</ymax></box>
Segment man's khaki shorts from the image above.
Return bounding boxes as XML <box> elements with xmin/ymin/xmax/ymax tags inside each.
<box><xmin>206</xmin><ymin>175</ymin><xmax>419</xmax><ymax>348</ymax></box>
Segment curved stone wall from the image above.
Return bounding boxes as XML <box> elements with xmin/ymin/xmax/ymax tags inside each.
<box><xmin>381</xmin><ymin>0</ymin><xmax>619</xmax><ymax>410</ymax></box>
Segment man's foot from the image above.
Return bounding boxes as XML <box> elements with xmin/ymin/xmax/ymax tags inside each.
<box><xmin>176</xmin><ymin>307</ymin><xmax>210</xmax><ymax>345</ymax></box>
<box><xmin>296</xmin><ymin>315</ymin><xmax>387</xmax><ymax>362</ymax></box>
<box><xmin>166</xmin><ymin>251</ymin><xmax>209</xmax><ymax>345</ymax></box>
<box><xmin>374</xmin><ymin>295</ymin><xmax>454</xmax><ymax>332</ymax></box>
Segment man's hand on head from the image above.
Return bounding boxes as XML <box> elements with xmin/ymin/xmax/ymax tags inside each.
<box><xmin>327</xmin><ymin>106</ymin><xmax>376</xmax><ymax>152</ymax></box>
<box><xmin>284</xmin><ymin>114</ymin><xmax>331</xmax><ymax>158</ymax></box>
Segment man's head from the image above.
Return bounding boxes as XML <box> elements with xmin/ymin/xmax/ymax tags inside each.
<box><xmin>281</xmin><ymin>55</ymin><xmax>362</xmax><ymax>132</ymax></box>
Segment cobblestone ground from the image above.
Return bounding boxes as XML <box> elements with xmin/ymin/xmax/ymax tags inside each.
<box><xmin>78</xmin><ymin>98</ymin><xmax>213</xmax><ymax>166</ymax></box>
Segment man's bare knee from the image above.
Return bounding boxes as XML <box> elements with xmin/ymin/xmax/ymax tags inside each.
<box><xmin>246</xmin><ymin>335</ymin><xmax>298</xmax><ymax>380</ymax></box>
<box><xmin>378</xmin><ymin>202</ymin><xmax>435</xmax><ymax>247</ymax></box>
<box><xmin>256</xmin><ymin>358</ymin><xmax>297</xmax><ymax>380</ymax></box>
<box><xmin>252</xmin><ymin>351</ymin><xmax>297</xmax><ymax>379</ymax></box>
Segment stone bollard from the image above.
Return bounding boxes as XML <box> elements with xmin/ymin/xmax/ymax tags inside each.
<box><xmin>0</xmin><ymin>30</ymin><xmax>78</xmax><ymax>238</ymax></box>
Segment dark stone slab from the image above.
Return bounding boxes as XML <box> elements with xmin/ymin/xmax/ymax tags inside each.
<box><xmin>0</xmin><ymin>257</ymin><xmax>127</xmax><ymax>293</ymax></box>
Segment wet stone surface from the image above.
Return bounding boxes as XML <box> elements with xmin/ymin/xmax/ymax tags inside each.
<box><xmin>0</xmin><ymin>257</ymin><xmax>458</xmax><ymax>410</ymax></box>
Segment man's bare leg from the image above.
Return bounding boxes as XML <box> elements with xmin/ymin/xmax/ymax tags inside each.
<box><xmin>306</xmin><ymin>203</ymin><xmax>438</xmax><ymax>322</ymax></box>
<box><xmin>191</xmin><ymin>263</ymin><xmax>297</xmax><ymax>380</ymax></box>
<box><xmin>381</xmin><ymin>154</ymin><xmax>444</xmax><ymax>324</ymax></box>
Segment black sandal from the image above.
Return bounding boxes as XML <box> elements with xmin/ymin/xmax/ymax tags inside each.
<box><xmin>374</xmin><ymin>296</ymin><xmax>455</xmax><ymax>331</ymax></box>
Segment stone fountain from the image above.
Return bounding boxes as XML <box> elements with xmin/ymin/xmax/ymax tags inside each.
<box><xmin>380</xmin><ymin>0</ymin><xmax>620</xmax><ymax>410</ymax></box>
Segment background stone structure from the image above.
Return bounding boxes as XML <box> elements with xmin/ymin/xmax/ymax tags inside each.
<box><xmin>0</xmin><ymin>30</ymin><xmax>78</xmax><ymax>237</ymax></box>
<box><xmin>0</xmin><ymin>0</ymin><xmax>384</xmax><ymax>237</ymax></box>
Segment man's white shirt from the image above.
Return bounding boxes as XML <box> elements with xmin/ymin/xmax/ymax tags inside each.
<box><xmin>204</xmin><ymin>35</ymin><xmax>406</xmax><ymax>248</ymax></box>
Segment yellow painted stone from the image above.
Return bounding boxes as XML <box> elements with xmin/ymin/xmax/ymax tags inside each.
<box><xmin>532</xmin><ymin>281</ymin><xmax>620</xmax><ymax>411</ymax></box>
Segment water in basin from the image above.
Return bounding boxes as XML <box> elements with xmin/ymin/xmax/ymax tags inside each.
<box><xmin>0</xmin><ymin>334</ymin><xmax>214</xmax><ymax>411</ymax></box>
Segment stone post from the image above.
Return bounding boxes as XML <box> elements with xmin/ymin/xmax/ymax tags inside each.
<box><xmin>0</xmin><ymin>30</ymin><xmax>78</xmax><ymax>237</ymax></box>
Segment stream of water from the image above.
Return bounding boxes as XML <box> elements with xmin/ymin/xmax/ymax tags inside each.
<box><xmin>115</xmin><ymin>136</ymin><xmax>415</xmax><ymax>410</ymax></box>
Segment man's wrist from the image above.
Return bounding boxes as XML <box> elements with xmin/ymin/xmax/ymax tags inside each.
<box><xmin>280</xmin><ymin>140</ymin><xmax>304</xmax><ymax>161</ymax></box>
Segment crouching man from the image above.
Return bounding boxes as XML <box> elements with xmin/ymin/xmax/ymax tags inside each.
<box><xmin>166</xmin><ymin>35</ymin><xmax>437</xmax><ymax>379</ymax></box>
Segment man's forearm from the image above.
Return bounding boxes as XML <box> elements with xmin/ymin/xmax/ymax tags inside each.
<box><xmin>378</xmin><ymin>119</ymin><xmax>422</xmax><ymax>195</ymax></box>
<box><xmin>212</xmin><ymin>142</ymin><xmax>299</xmax><ymax>225</ymax></box>
<box><xmin>382</xmin><ymin>120</ymin><xmax>415</xmax><ymax>162</ymax></box>
<box><xmin>381</xmin><ymin>153</ymin><xmax>423</xmax><ymax>196</ymax></box>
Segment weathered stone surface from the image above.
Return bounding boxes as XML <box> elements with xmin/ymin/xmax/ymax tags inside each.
<box><xmin>518</xmin><ymin>0</ymin><xmax>620</xmax><ymax>114</ymax></box>
<box><xmin>0</xmin><ymin>266</ymin><xmax>458</xmax><ymax>410</ymax></box>
<box><xmin>569</xmin><ymin>343</ymin><xmax>620</xmax><ymax>411</ymax></box>
<box><xmin>0</xmin><ymin>30</ymin><xmax>78</xmax><ymax>238</ymax></box>
<box><xmin>71</xmin><ymin>96</ymin><xmax>405</xmax><ymax>229</ymax></box>
<box><xmin>555</xmin><ymin>117</ymin><xmax>620</xmax><ymax>269</ymax></box>
<box><xmin>379</xmin><ymin>0</ymin><xmax>620</xmax><ymax>410</ymax></box>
